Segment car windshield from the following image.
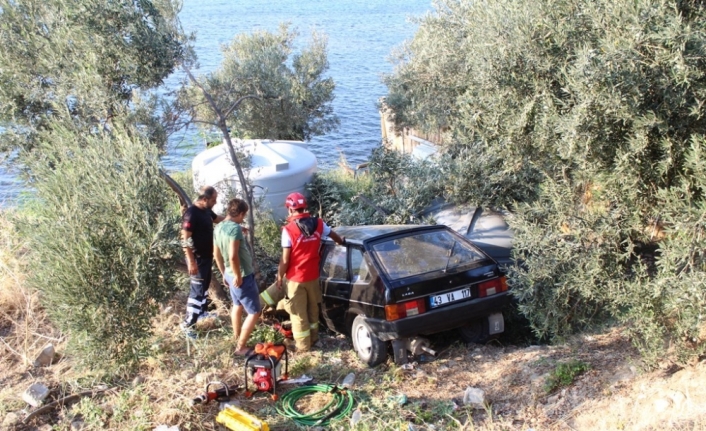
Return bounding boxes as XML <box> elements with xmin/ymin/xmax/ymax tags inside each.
<box><xmin>370</xmin><ymin>230</ymin><xmax>486</xmax><ymax>280</ymax></box>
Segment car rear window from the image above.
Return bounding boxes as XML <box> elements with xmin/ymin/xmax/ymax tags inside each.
<box><xmin>370</xmin><ymin>230</ymin><xmax>486</xmax><ymax>280</ymax></box>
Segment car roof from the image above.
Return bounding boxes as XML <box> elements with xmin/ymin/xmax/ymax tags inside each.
<box><xmin>327</xmin><ymin>225</ymin><xmax>432</xmax><ymax>243</ymax></box>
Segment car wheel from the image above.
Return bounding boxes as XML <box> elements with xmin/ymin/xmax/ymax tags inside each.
<box><xmin>459</xmin><ymin>318</ymin><xmax>489</xmax><ymax>344</ymax></box>
<box><xmin>351</xmin><ymin>315</ymin><xmax>387</xmax><ymax>367</ymax></box>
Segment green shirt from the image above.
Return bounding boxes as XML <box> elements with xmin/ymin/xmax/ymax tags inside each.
<box><xmin>214</xmin><ymin>220</ymin><xmax>253</xmax><ymax>278</ymax></box>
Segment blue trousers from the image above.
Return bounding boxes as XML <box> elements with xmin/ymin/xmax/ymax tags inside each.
<box><xmin>184</xmin><ymin>257</ymin><xmax>213</xmax><ymax>327</ymax></box>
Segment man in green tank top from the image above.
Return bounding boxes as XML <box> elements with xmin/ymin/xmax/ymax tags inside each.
<box><xmin>214</xmin><ymin>198</ymin><xmax>260</xmax><ymax>355</ymax></box>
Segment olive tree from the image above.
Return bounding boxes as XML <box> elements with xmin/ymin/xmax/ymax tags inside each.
<box><xmin>174</xmin><ymin>24</ymin><xmax>338</xmax><ymax>262</ymax></box>
<box><xmin>0</xmin><ymin>0</ymin><xmax>190</xmax><ymax>371</ymax></box>
<box><xmin>0</xmin><ymin>0</ymin><xmax>187</xmax><ymax>154</ymax></box>
<box><xmin>384</xmin><ymin>0</ymin><xmax>706</xmax><ymax>363</ymax></box>
<box><xmin>19</xmin><ymin>120</ymin><xmax>182</xmax><ymax>371</ymax></box>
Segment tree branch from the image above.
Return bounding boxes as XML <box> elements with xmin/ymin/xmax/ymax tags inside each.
<box><xmin>183</xmin><ymin>67</ymin><xmax>226</xmax><ymax>125</ymax></box>
<box><xmin>23</xmin><ymin>387</ymin><xmax>116</xmax><ymax>424</ymax></box>
<box><xmin>224</xmin><ymin>95</ymin><xmax>261</xmax><ymax>118</ymax></box>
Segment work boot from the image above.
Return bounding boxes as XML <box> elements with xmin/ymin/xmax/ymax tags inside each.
<box><xmin>310</xmin><ymin>328</ymin><xmax>319</xmax><ymax>346</ymax></box>
<box><xmin>180</xmin><ymin>322</ymin><xmax>197</xmax><ymax>339</ymax></box>
<box><xmin>294</xmin><ymin>338</ymin><xmax>311</xmax><ymax>352</ymax></box>
<box><xmin>283</xmin><ymin>338</ymin><xmax>296</xmax><ymax>352</ymax></box>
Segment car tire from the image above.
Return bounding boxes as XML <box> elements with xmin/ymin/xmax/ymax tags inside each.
<box><xmin>459</xmin><ymin>318</ymin><xmax>489</xmax><ymax>344</ymax></box>
<box><xmin>351</xmin><ymin>315</ymin><xmax>387</xmax><ymax>367</ymax></box>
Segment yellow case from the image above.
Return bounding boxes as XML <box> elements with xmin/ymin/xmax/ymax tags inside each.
<box><xmin>215</xmin><ymin>406</ymin><xmax>270</xmax><ymax>431</ymax></box>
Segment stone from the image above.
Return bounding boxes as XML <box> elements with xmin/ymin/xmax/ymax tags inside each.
<box><xmin>71</xmin><ymin>419</ymin><xmax>85</xmax><ymax>430</ymax></box>
<box><xmin>2</xmin><ymin>412</ymin><xmax>20</xmax><ymax>428</ymax></box>
<box><xmin>100</xmin><ymin>403</ymin><xmax>114</xmax><ymax>416</ymax></box>
<box><xmin>653</xmin><ymin>397</ymin><xmax>671</xmax><ymax>413</ymax></box>
<box><xmin>33</xmin><ymin>344</ymin><xmax>55</xmax><ymax>367</ymax></box>
<box><xmin>349</xmin><ymin>408</ymin><xmax>362</xmax><ymax>428</ymax></box>
<box><xmin>219</xmin><ymin>400</ymin><xmax>240</xmax><ymax>410</ymax></box>
<box><xmin>546</xmin><ymin>394</ymin><xmax>560</xmax><ymax>404</ymax></box>
<box><xmin>462</xmin><ymin>387</ymin><xmax>487</xmax><ymax>409</ymax></box>
<box><xmin>154</xmin><ymin>426</ymin><xmax>179</xmax><ymax>431</ymax></box>
<box><xmin>669</xmin><ymin>391</ymin><xmax>686</xmax><ymax>408</ymax></box>
<box><xmin>132</xmin><ymin>376</ymin><xmax>145</xmax><ymax>386</ymax></box>
<box><xmin>448</xmin><ymin>360</ymin><xmax>458</xmax><ymax>367</ymax></box>
<box><xmin>22</xmin><ymin>383</ymin><xmax>50</xmax><ymax>407</ymax></box>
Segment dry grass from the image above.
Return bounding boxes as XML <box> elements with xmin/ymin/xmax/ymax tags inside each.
<box><xmin>0</xmin><ymin>212</ymin><xmax>60</xmax><ymax>361</ymax></box>
<box><xmin>0</xmin><ymin>211</ymin><xmax>67</xmax><ymax>423</ymax></box>
<box><xmin>3</xmin><ymin>210</ymin><xmax>706</xmax><ymax>430</ymax></box>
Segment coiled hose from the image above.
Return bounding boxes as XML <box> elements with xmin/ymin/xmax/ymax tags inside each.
<box><xmin>276</xmin><ymin>384</ymin><xmax>355</xmax><ymax>427</ymax></box>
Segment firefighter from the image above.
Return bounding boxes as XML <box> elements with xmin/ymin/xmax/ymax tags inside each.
<box><xmin>276</xmin><ymin>192</ymin><xmax>345</xmax><ymax>352</ymax></box>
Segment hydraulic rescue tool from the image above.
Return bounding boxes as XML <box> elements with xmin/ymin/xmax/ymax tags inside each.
<box><xmin>191</xmin><ymin>381</ymin><xmax>240</xmax><ymax>405</ymax></box>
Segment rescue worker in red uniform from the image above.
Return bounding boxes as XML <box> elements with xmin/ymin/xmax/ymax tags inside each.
<box><xmin>276</xmin><ymin>192</ymin><xmax>345</xmax><ymax>352</ymax></box>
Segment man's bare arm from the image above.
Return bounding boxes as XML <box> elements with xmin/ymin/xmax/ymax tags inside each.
<box><xmin>181</xmin><ymin>229</ymin><xmax>198</xmax><ymax>275</ymax></box>
<box><xmin>229</xmin><ymin>239</ymin><xmax>242</xmax><ymax>287</ymax></box>
<box><xmin>328</xmin><ymin>230</ymin><xmax>346</xmax><ymax>246</ymax></box>
<box><xmin>214</xmin><ymin>243</ymin><xmax>226</xmax><ymax>276</ymax></box>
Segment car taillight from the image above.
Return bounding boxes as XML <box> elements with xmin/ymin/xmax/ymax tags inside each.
<box><xmin>385</xmin><ymin>298</ymin><xmax>427</xmax><ymax>321</ymax></box>
<box><xmin>478</xmin><ymin>276</ymin><xmax>508</xmax><ymax>298</ymax></box>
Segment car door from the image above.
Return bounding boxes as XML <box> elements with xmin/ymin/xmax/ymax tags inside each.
<box><xmin>320</xmin><ymin>244</ymin><xmax>374</xmax><ymax>334</ymax></box>
<box><xmin>320</xmin><ymin>243</ymin><xmax>350</xmax><ymax>334</ymax></box>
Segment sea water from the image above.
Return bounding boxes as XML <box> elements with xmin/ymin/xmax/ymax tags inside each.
<box><xmin>0</xmin><ymin>0</ymin><xmax>432</xmax><ymax>205</ymax></box>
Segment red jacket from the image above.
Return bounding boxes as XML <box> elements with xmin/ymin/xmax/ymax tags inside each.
<box><xmin>284</xmin><ymin>214</ymin><xmax>324</xmax><ymax>282</ymax></box>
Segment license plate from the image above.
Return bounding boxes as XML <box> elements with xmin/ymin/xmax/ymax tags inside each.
<box><xmin>429</xmin><ymin>287</ymin><xmax>471</xmax><ymax>308</ymax></box>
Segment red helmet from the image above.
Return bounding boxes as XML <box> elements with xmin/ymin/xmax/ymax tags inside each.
<box><xmin>285</xmin><ymin>192</ymin><xmax>307</xmax><ymax>210</ymax></box>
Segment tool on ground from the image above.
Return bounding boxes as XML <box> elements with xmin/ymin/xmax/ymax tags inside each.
<box><xmin>271</xmin><ymin>320</ymin><xmax>293</xmax><ymax>339</ymax></box>
<box><xmin>216</xmin><ymin>405</ymin><xmax>270</xmax><ymax>431</ymax></box>
<box><xmin>192</xmin><ymin>381</ymin><xmax>240</xmax><ymax>405</ymax></box>
<box><xmin>275</xmin><ymin>383</ymin><xmax>355</xmax><ymax>427</ymax></box>
<box><xmin>244</xmin><ymin>342</ymin><xmax>289</xmax><ymax>400</ymax></box>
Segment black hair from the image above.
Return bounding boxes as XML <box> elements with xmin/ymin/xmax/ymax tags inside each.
<box><xmin>197</xmin><ymin>186</ymin><xmax>217</xmax><ymax>202</ymax></box>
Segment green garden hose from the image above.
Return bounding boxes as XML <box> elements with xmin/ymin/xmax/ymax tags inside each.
<box><xmin>276</xmin><ymin>384</ymin><xmax>355</xmax><ymax>427</ymax></box>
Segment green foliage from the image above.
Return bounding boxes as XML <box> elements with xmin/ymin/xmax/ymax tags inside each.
<box><xmin>0</xmin><ymin>0</ymin><xmax>187</xmax><ymax>153</ymax></box>
<box><xmin>252</xmin><ymin>209</ymin><xmax>285</xmax><ymax>282</ymax></box>
<box><xmin>544</xmin><ymin>359</ymin><xmax>590</xmax><ymax>393</ymax></box>
<box><xmin>176</xmin><ymin>23</ymin><xmax>338</xmax><ymax>142</ymax></box>
<box><xmin>18</xmin><ymin>121</ymin><xmax>181</xmax><ymax>372</ymax></box>
<box><xmin>307</xmin><ymin>147</ymin><xmax>443</xmax><ymax>226</ymax></box>
<box><xmin>619</xmin><ymin>135</ymin><xmax>706</xmax><ymax>366</ymax></box>
<box><xmin>289</xmin><ymin>355</ymin><xmax>315</xmax><ymax>377</ymax></box>
<box><xmin>306</xmin><ymin>160</ymin><xmax>377</xmax><ymax>226</ymax></box>
<box><xmin>247</xmin><ymin>324</ymin><xmax>285</xmax><ymax>346</ymax></box>
<box><xmin>384</xmin><ymin>0</ymin><xmax>706</xmax><ymax>364</ymax></box>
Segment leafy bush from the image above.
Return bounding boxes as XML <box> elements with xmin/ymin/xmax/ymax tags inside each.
<box><xmin>19</xmin><ymin>122</ymin><xmax>181</xmax><ymax>372</ymax></box>
<box><xmin>247</xmin><ymin>323</ymin><xmax>285</xmax><ymax>346</ymax></box>
<box><xmin>307</xmin><ymin>147</ymin><xmax>443</xmax><ymax>226</ymax></box>
<box><xmin>252</xmin><ymin>207</ymin><xmax>285</xmax><ymax>283</ymax></box>
<box><xmin>544</xmin><ymin>359</ymin><xmax>590</xmax><ymax>393</ymax></box>
<box><xmin>384</xmin><ymin>0</ymin><xmax>706</xmax><ymax>364</ymax></box>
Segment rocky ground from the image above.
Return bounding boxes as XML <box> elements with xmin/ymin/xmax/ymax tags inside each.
<box><xmin>2</xmin><ymin>290</ymin><xmax>706</xmax><ymax>431</ymax></box>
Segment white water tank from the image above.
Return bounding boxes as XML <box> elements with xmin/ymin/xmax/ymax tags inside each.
<box><xmin>192</xmin><ymin>139</ymin><xmax>317</xmax><ymax>220</ymax></box>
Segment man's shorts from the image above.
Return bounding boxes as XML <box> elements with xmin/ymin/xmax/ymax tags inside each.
<box><xmin>225</xmin><ymin>272</ymin><xmax>260</xmax><ymax>315</ymax></box>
